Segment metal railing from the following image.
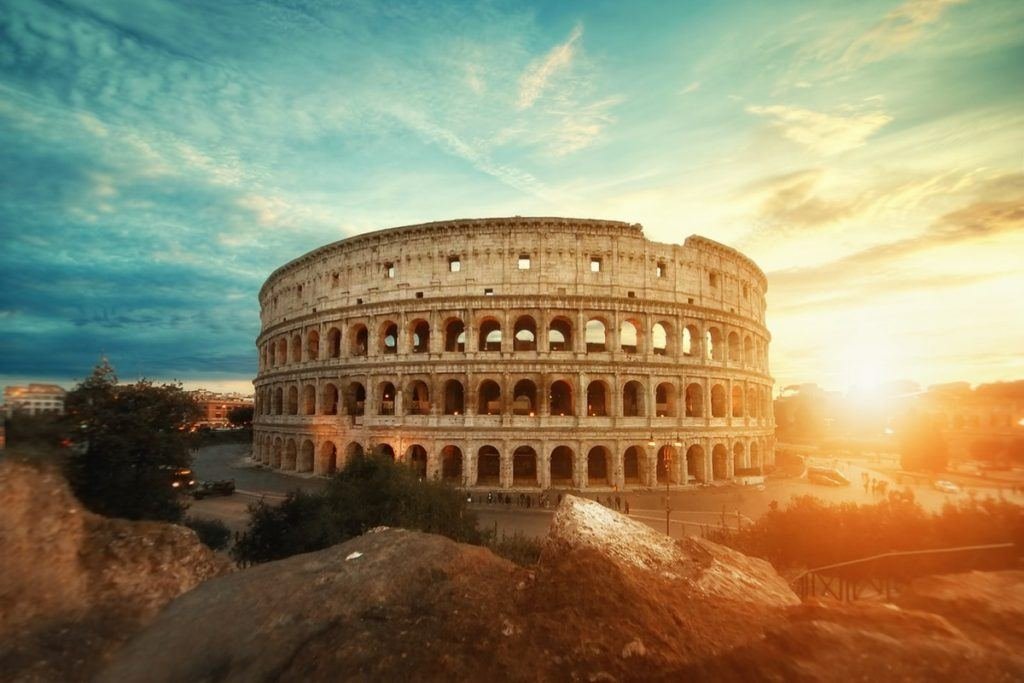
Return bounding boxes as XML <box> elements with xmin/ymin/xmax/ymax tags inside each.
<box><xmin>791</xmin><ymin>542</ymin><xmax>1018</xmax><ymax>601</ymax></box>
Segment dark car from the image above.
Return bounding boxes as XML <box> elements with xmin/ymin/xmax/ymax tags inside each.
<box><xmin>192</xmin><ymin>479</ymin><xmax>236</xmax><ymax>499</ymax></box>
<box><xmin>166</xmin><ymin>467</ymin><xmax>197</xmax><ymax>491</ymax></box>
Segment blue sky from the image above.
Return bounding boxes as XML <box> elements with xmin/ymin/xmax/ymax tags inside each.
<box><xmin>1</xmin><ymin>0</ymin><xmax>1022</xmax><ymax>394</ymax></box>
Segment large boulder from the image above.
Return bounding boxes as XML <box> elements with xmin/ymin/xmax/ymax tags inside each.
<box><xmin>101</xmin><ymin>495</ymin><xmax>800</xmax><ymax>681</ymax></box>
<box><xmin>0</xmin><ymin>461</ymin><xmax>232</xmax><ymax>682</ymax></box>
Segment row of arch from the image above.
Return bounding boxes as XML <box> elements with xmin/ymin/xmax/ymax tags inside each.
<box><xmin>259</xmin><ymin>315</ymin><xmax>767</xmax><ymax>370</ymax></box>
<box><xmin>252</xmin><ymin>434</ymin><xmax>767</xmax><ymax>488</ymax></box>
<box><xmin>256</xmin><ymin>377</ymin><xmax>772</xmax><ymax>420</ymax></box>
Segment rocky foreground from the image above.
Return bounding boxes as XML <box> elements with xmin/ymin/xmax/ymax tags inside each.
<box><xmin>2</xmin><ymin>461</ymin><xmax>1023</xmax><ymax>682</ymax></box>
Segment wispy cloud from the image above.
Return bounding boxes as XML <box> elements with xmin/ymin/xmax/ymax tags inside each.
<box><xmin>841</xmin><ymin>0</ymin><xmax>967</xmax><ymax>67</ymax></box>
<box><xmin>744</xmin><ymin>169</ymin><xmax>867</xmax><ymax>228</ymax></box>
<box><xmin>747</xmin><ymin>102</ymin><xmax>892</xmax><ymax>154</ymax></box>
<box><xmin>517</xmin><ymin>24</ymin><xmax>583</xmax><ymax>110</ymax></box>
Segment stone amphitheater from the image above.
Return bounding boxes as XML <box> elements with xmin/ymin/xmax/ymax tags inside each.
<box><xmin>252</xmin><ymin>217</ymin><xmax>774</xmax><ymax>490</ymax></box>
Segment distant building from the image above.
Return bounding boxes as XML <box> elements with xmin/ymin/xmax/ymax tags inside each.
<box><xmin>190</xmin><ymin>390</ymin><xmax>254</xmax><ymax>427</ymax></box>
<box><xmin>3</xmin><ymin>384</ymin><xmax>67</xmax><ymax>417</ymax></box>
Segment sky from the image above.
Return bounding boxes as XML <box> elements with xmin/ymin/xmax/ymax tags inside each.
<box><xmin>0</xmin><ymin>0</ymin><xmax>1022</xmax><ymax>396</ymax></box>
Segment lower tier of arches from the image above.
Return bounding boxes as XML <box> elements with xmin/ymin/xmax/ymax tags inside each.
<box><xmin>251</xmin><ymin>430</ymin><xmax>774</xmax><ymax>490</ymax></box>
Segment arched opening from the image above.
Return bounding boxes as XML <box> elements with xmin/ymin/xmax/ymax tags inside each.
<box><xmin>652</xmin><ymin>322</ymin><xmax>669</xmax><ymax>356</ymax></box>
<box><xmin>733</xmin><ymin>442</ymin><xmax>746</xmax><ymax>472</ymax></box>
<box><xmin>276</xmin><ymin>338</ymin><xmax>287</xmax><ymax>366</ymax></box>
<box><xmin>683</xmin><ymin>325</ymin><xmax>699</xmax><ymax>357</ymax></box>
<box><xmin>623</xmin><ymin>446</ymin><xmax>644</xmax><ymax>485</ymax></box>
<box><xmin>685</xmin><ymin>383</ymin><xmax>703</xmax><ymax>417</ymax></box>
<box><xmin>728</xmin><ymin>332</ymin><xmax>741</xmax><ymax>362</ymax></box>
<box><xmin>376</xmin><ymin>443</ymin><xmax>395</xmax><ymax>461</ymax></box>
<box><xmin>273</xmin><ymin>387</ymin><xmax>283</xmax><ymax>415</ymax></box>
<box><xmin>283</xmin><ymin>439</ymin><xmax>297</xmax><ymax>470</ymax></box>
<box><xmin>287</xmin><ymin>386</ymin><xmax>298</xmax><ymax>415</ymax></box>
<box><xmin>443</xmin><ymin>379</ymin><xmax>464</xmax><ymax>415</ymax></box>
<box><xmin>350</xmin><ymin>324</ymin><xmax>368</xmax><ymax>356</ymax></box>
<box><xmin>444</xmin><ymin>319</ymin><xmax>466</xmax><ymax>352</ymax></box>
<box><xmin>307</xmin><ymin>330</ymin><xmax>320</xmax><ymax>360</ymax></box>
<box><xmin>407</xmin><ymin>380</ymin><xmax>430</xmax><ymax>415</ymax></box>
<box><xmin>298</xmin><ymin>440</ymin><xmax>315</xmax><ymax>472</ymax></box>
<box><xmin>655</xmin><ymin>382</ymin><xmax>676</xmax><ymax>417</ymax></box>
<box><xmin>711</xmin><ymin>384</ymin><xmax>727</xmax><ymax>418</ymax></box>
<box><xmin>477</xmin><ymin>446</ymin><xmax>500</xmax><ymax>485</ymax></box>
<box><xmin>441</xmin><ymin>445</ymin><xmax>463</xmax><ymax>482</ymax></box>
<box><xmin>378</xmin><ymin>381</ymin><xmax>396</xmax><ymax>415</ymax></box>
<box><xmin>477</xmin><ymin>380</ymin><xmax>502</xmax><ymax>415</ymax></box>
<box><xmin>320</xmin><ymin>441</ymin><xmax>338</xmax><ymax>475</ymax></box>
<box><xmin>327</xmin><ymin>327</ymin><xmax>341</xmax><ymax>358</ymax></box>
<box><xmin>587</xmin><ymin>446</ymin><xmax>610</xmax><ymax>486</ymax></box>
<box><xmin>706</xmin><ymin>327</ymin><xmax>723</xmax><ymax>361</ymax></box>
<box><xmin>549</xmin><ymin>380</ymin><xmax>573</xmax><ymax>416</ymax></box>
<box><xmin>686</xmin><ymin>445</ymin><xmax>705</xmax><ymax>483</ymax></box>
<box><xmin>620</xmin><ymin>320</ymin><xmax>639</xmax><ymax>353</ymax></box>
<box><xmin>712</xmin><ymin>444</ymin><xmax>728</xmax><ymax>480</ymax></box>
<box><xmin>550</xmin><ymin>446</ymin><xmax>574</xmax><ymax>486</ymax></box>
<box><xmin>410</xmin><ymin>320</ymin><xmax>430</xmax><ymax>353</ymax></box>
<box><xmin>732</xmin><ymin>385</ymin><xmax>744</xmax><ymax>417</ymax></box>
<box><xmin>406</xmin><ymin>445</ymin><xmax>428</xmax><ymax>479</ymax></box>
<box><xmin>479</xmin><ymin>319</ymin><xmax>502</xmax><ymax>352</ymax></box>
<box><xmin>585</xmin><ymin>319</ymin><xmax>607</xmax><ymax>352</ymax></box>
<box><xmin>511</xmin><ymin>379</ymin><xmax>537</xmax><ymax>416</ymax></box>
<box><xmin>291</xmin><ymin>335</ymin><xmax>301</xmax><ymax>363</ymax></box>
<box><xmin>345</xmin><ymin>441</ymin><xmax>364</xmax><ymax>466</ymax></box>
<box><xmin>512</xmin><ymin>446</ymin><xmax>538</xmax><ymax>487</ymax></box>
<box><xmin>271</xmin><ymin>438</ymin><xmax>283</xmax><ymax>468</ymax></box>
<box><xmin>548</xmin><ymin>317</ymin><xmax>572</xmax><ymax>351</ymax></box>
<box><xmin>744</xmin><ymin>335</ymin><xmax>754</xmax><ymax>364</ymax></box>
<box><xmin>345</xmin><ymin>382</ymin><xmax>366</xmax><ymax>416</ymax></box>
<box><xmin>302</xmin><ymin>384</ymin><xmax>316</xmax><ymax>415</ymax></box>
<box><xmin>748</xmin><ymin>387</ymin><xmax>759</xmax><ymax>419</ymax></box>
<box><xmin>657</xmin><ymin>445</ymin><xmax>678</xmax><ymax>484</ymax></box>
<box><xmin>321</xmin><ymin>383</ymin><xmax>338</xmax><ymax>415</ymax></box>
<box><xmin>513</xmin><ymin>316</ymin><xmax>537</xmax><ymax>351</ymax></box>
<box><xmin>622</xmin><ymin>381</ymin><xmax>645</xmax><ymax>417</ymax></box>
<box><xmin>381</xmin><ymin>321</ymin><xmax>398</xmax><ymax>355</ymax></box>
<box><xmin>586</xmin><ymin>380</ymin><xmax>609</xmax><ymax>416</ymax></box>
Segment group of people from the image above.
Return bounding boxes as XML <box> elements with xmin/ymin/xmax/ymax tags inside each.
<box><xmin>466</xmin><ymin>490</ymin><xmax>632</xmax><ymax>514</ymax></box>
<box><xmin>592</xmin><ymin>495</ymin><xmax>630</xmax><ymax>515</ymax></box>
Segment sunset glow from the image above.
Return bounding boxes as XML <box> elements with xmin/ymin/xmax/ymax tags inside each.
<box><xmin>1</xmin><ymin>0</ymin><xmax>1021</xmax><ymax>392</ymax></box>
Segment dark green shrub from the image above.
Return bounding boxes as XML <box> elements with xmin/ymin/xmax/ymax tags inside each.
<box><xmin>185</xmin><ymin>516</ymin><xmax>232</xmax><ymax>551</ymax></box>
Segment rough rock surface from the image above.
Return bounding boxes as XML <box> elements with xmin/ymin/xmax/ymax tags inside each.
<box><xmin>665</xmin><ymin>570</ymin><xmax>1024</xmax><ymax>681</ymax></box>
<box><xmin>0</xmin><ymin>461</ymin><xmax>232</xmax><ymax>682</ymax></box>
<box><xmin>102</xmin><ymin>495</ymin><xmax>800</xmax><ymax>681</ymax></box>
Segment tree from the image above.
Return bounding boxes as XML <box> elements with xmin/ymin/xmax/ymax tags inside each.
<box><xmin>898</xmin><ymin>412</ymin><xmax>949</xmax><ymax>472</ymax></box>
<box><xmin>64</xmin><ymin>360</ymin><xmax>201</xmax><ymax>522</ymax></box>
<box><xmin>232</xmin><ymin>448</ymin><xmax>481</xmax><ymax>565</ymax></box>
<box><xmin>227</xmin><ymin>405</ymin><xmax>254</xmax><ymax>426</ymax></box>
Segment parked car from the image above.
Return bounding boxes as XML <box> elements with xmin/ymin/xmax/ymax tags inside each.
<box><xmin>165</xmin><ymin>467</ymin><xmax>196</xmax><ymax>490</ymax></box>
<box><xmin>192</xmin><ymin>479</ymin><xmax>236</xmax><ymax>499</ymax></box>
<box><xmin>933</xmin><ymin>479</ymin><xmax>960</xmax><ymax>494</ymax></box>
<box><xmin>807</xmin><ymin>466</ymin><xmax>850</xmax><ymax>487</ymax></box>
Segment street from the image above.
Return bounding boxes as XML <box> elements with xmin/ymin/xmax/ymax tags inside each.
<box><xmin>186</xmin><ymin>443</ymin><xmax>1024</xmax><ymax>539</ymax></box>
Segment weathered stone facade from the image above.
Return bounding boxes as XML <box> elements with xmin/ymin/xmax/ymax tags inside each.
<box><xmin>252</xmin><ymin>217</ymin><xmax>774</xmax><ymax>490</ymax></box>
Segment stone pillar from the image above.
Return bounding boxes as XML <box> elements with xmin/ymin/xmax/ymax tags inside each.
<box><xmin>646</xmin><ymin>445</ymin><xmax>658</xmax><ymax>487</ymax></box>
<box><xmin>500</xmin><ymin>445</ymin><xmax>512</xmax><ymax>489</ymax></box>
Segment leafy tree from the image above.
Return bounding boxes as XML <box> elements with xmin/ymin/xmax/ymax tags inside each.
<box><xmin>63</xmin><ymin>360</ymin><xmax>200</xmax><ymax>522</ymax></box>
<box><xmin>185</xmin><ymin>517</ymin><xmax>232</xmax><ymax>551</ymax></box>
<box><xmin>232</xmin><ymin>448</ymin><xmax>481</xmax><ymax>565</ymax></box>
<box><xmin>898</xmin><ymin>413</ymin><xmax>949</xmax><ymax>472</ymax></box>
<box><xmin>4</xmin><ymin>411</ymin><xmax>68</xmax><ymax>449</ymax></box>
<box><xmin>227</xmin><ymin>405</ymin><xmax>254</xmax><ymax>426</ymax></box>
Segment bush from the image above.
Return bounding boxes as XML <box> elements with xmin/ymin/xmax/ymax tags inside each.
<box><xmin>232</xmin><ymin>451</ymin><xmax>481</xmax><ymax>565</ymax></box>
<box><xmin>710</xmin><ymin>493</ymin><xmax>1024</xmax><ymax>572</ymax></box>
<box><xmin>185</xmin><ymin>516</ymin><xmax>232</xmax><ymax>551</ymax></box>
<box><xmin>486</xmin><ymin>531</ymin><xmax>544</xmax><ymax>566</ymax></box>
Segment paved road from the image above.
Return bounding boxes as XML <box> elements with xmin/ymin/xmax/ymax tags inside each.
<box><xmin>186</xmin><ymin>444</ymin><xmax>1024</xmax><ymax>538</ymax></box>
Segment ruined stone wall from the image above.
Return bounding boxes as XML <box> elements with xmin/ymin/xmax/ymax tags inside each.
<box><xmin>252</xmin><ymin>217</ymin><xmax>774</xmax><ymax>490</ymax></box>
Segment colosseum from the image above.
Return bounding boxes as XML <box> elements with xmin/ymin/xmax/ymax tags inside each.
<box><xmin>252</xmin><ymin>217</ymin><xmax>774</xmax><ymax>490</ymax></box>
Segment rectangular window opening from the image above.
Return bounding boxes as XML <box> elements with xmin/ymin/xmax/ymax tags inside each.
<box><xmin>484</xmin><ymin>288</ymin><xmax>494</xmax><ymax>296</ymax></box>
<box><xmin>709</xmin><ymin>272</ymin><xmax>718</xmax><ymax>287</ymax></box>
<box><xmin>449</xmin><ymin>256</ymin><xmax>461</xmax><ymax>272</ymax></box>
<box><xmin>656</xmin><ymin>262</ymin><xmax>666</xmax><ymax>278</ymax></box>
<box><xmin>590</xmin><ymin>257</ymin><xmax>602</xmax><ymax>273</ymax></box>
<box><xmin>385</xmin><ymin>262</ymin><xmax>395</xmax><ymax>279</ymax></box>
<box><xmin>518</xmin><ymin>254</ymin><xmax>531</xmax><ymax>270</ymax></box>
<box><xmin>627</xmin><ymin>291</ymin><xmax>636</xmax><ymax>298</ymax></box>
<box><xmin>415</xmin><ymin>291</ymin><xmax>424</xmax><ymax>299</ymax></box>
<box><xmin>356</xmin><ymin>298</ymin><xmax>363</xmax><ymax>305</ymax></box>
